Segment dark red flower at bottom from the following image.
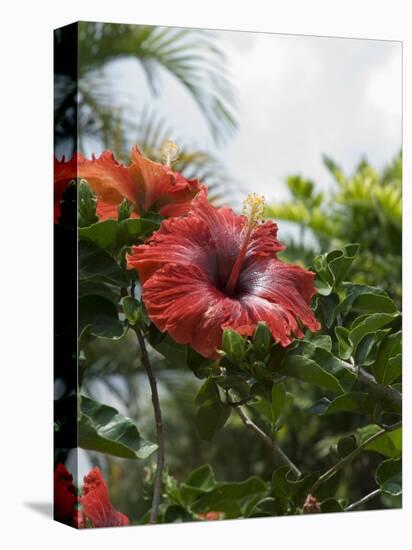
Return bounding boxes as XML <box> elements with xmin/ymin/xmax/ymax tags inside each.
<box><xmin>54</xmin><ymin>463</ymin><xmax>77</xmax><ymax>525</ymax></box>
<box><xmin>127</xmin><ymin>191</ymin><xmax>320</xmax><ymax>359</ymax></box>
<box><xmin>53</xmin><ymin>464</ymin><xmax>129</xmax><ymax>528</ymax></box>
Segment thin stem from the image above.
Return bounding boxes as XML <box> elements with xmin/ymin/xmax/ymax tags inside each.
<box><xmin>234</xmin><ymin>404</ymin><xmax>301</xmax><ymax>478</ymax></box>
<box><xmin>345</xmin><ymin>489</ymin><xmax>381</xmax><ymax>512</ymax></box>
<box><xmin>310</xmin><ymin>421</ymin><xmax>402</xmax><ymax>493</ymax></box>
<box><xmin>342</xmin><ymin>359</ymin><xmax>402</xmax><ymax>410</ymax></box>
<box><xmin>134</xmin><ymin>327</ymin><xmax>165</xmax><ymax>524</ymax></box>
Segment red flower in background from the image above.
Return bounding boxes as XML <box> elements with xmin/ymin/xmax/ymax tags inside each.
<box><xmin>53</xmin><ymin>464</ymin><xmax>129</xmax><ymax>528</ymax></box>
<box><xmin>54</xmin><ymin>463</ymin><xmax>77</xmax><ymax>525</ymax></box>
<box><xmin>54</xmin><ymin>142</ymin><xmax>203</xmax><ymax>223</ymax></box>
<box><xmin>54</xmin><ymin>155</ymin><xmax>79</xmax><ymax>223</ymax></box>
<box><xmin>81</xmin><ymin>467</ymin><xmax>129</xmax><ymax>528</ymax></box>
<box><xmin>127</xmin><ymin>191</ymin><xmax>320</xmax><ymax>359</ymax></box>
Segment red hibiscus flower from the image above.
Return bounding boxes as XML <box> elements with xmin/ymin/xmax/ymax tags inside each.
<box><xmin>54</xmin><ymin>154</ymin><xmax>80</xmax><ymax>223</ymax></box>
<box><xmin>54</xmin><ymin>464</ymin><xmax>129</xmax><ymax>528</ymax></box>
<box><xmin>54</xmin><ymin>142</ymin><xmax>203</xmax><ymax>223</ymax></box>
<box><xmin>81</xmin><ymin>467</ymin><xmax>129</xmax><ymax>528</ymax></box>
<box><xmin>54</xmin><ymin>463</ymin><xmax>78</xmax><ymax>525</ymax></box>
<box><xmin>127</xmin><ymin>191</ymin><xmax>320</xmax><ymax>359</ymax></box>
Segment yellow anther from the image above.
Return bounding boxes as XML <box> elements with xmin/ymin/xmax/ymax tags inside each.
<box><xmin>242</xmin><ymin>193</ymin><xmax>265</xmax><ymax>225</ymax></box>
<box><xmin>160</xmin><ymin>140</ymin><xmax>180</xmax><ymax>166</ymax></box>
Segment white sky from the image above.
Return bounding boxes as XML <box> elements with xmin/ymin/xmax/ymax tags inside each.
<box><xmin>96</xmin><ymin>29</ymin><xmax>401</xmax><ymax>207</ymax></box>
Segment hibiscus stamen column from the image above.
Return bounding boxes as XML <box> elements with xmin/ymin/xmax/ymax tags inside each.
<box><xmin>225</xmin><ymin>193</ymin><xmax>265</xmax><ymax>295</ymax></box>
<box><xmin>133</xmin><ymin>327</ymin><xmax>165</xmax><ymax>524</ymax></box>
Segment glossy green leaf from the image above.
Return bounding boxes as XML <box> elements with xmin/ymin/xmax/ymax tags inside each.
<box><xmin>282</xmin><ymin>354</ymin><xmax>343</xmax><ymax>393</ymax></box>
<box><xmin>337</xmin><ymin>435</ymin><xmax>357</xmax><ymax>458</ymax></box>
<box><xmin>338</xmin><ymin>284</ymin><xmax>397</xmax><ymax>316</ymax></box>
<box><xmin>295</xmin><ymin>341</ymin><xmax>355</xmax><ymax>391</ymax></box>
<box><xmin>335</xmin><ymin>326</ymin><xmax>353</xmax><ymax>360</ymax></box>
<box><xmin>191</xmin><ymin>477</ymin><xmax>267</xmax><ymax>513</ymax></box>
<box><xmin>180</xmin><ymin>465</ymin><xmax>217</xmax><ymax>504</ymax></box>
<box><xmin>79</xmin><ymin>217</ymin><xmax>160</xmax><ymax>254</ymax></box>
<box><xmin>195</xmin><ymin>379</ymin><xmax>231</xmax><ymax>440</ymax></box>
<box><xmin>309</xmin><ymin>392</ymin><xmax>375</xmax><ymax>416</ymax></box>
<box><xmin>350</xmin><ymin>313</ymin><xmax>399</xmax><ymax>351</ymax></box>
<box><xmin>148</xmin><ymin>324</ymin><xmax>189</xmax><ymax>365</ymax></box>
<box><xmin>221</xmin><ymin>328</ymin><xmax>246</xmax><ymax>363</ymax></box>
<box><xmin>79</xmin><ymin>240</ymin><xmax>127</xmax><ymax>286</ymax></box>
<box><xmin>122</xmin><ymin>296</ymin><xmax>142</xmax><ymax>326</ymax></box>
<box><xmin>373</xmin><ymin>331</ymin><xmax>402</xmax><ymax>385</ymax></box>
<box><xmin>253</xmin><ymin>322</ymin><xmax>272</xmax><ymax>358</ymax></box>
<box><xmin>272</xmin><ymin>383</ymin><xmax>287</xmax><ymax>425</ymax></box>
<box><xmin>78</xmin><ymin>179</ymin><xmax>98</xmax><ymax>227</ymax></box>
<box><xmin>320</xmin><ymin>498</ymin><xmax>344</xmax><ymax>513</ymax></box>
<box><xmin>356</xmin><ymin>424</ymin><xmax>402</xmax><ymax>458</ymax></box>
<box><xmin>78</xmin><ymin>395</ymin><xmax>157</xmax><ymax>459</ymax></box>
<box><xmin>375</xmin><ymin>458</ymin><xmax>402</xmax><ymax>495</ymax></box>
<box><xmin>79</xmin><ymin>295</ymin><xmax>126</xmax><ymax>339</ymax></box>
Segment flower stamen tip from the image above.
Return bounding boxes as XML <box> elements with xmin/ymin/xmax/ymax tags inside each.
<box><xmin>243</xmin><ymin>193</ymin><xmax>265</xmax><ymax>224</ymax></box>
<box><xmin>161</xmin><ymin>140</ymin><xmax>180</xmax><ymax>166</ymax></box>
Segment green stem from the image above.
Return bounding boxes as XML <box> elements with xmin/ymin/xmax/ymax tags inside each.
<box><xmin>134</xmin><ymin>327</ymin><xmax>165</xmax><ymax>524</ymax></box>
<box><xmin>234</xmin><ymin>404</ymin><xmax>301</xmax><ymax>477</ymax></box>
<box><xmin>310</xmin><ymin>421</ymin><xmax>401</xmax><ymax>493</ymax></box>
<box><xmin>345</xmin><ymin>489</ymin><xmax>381</xmax><ymax>512</ymax></box>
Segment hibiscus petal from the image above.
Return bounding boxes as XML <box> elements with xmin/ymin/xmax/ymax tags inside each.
<box><xmin>78</xmin><ymin>151</ymin><xmax>137</xmax><ymax>206</ymax></box>
<box><xmin>54</xmin><ymin>463</ymin><xmax>77</xmax><ymax>525</ymax></box>
<box><xmin>130</xmin><ymin>146</ymin><xmax>203</xmax><ymax>214</ymax></box>
<box><xmin>127</xmin><ymin>214</ymin><xmax>215</xmax><ymax>284</ymax></box>
<box><xmin>142</xmin><ymin>263</ymin><xmax>250</xmax><ymax>358</ymax></box>
<box><xmin>81</xmin><ymin>467</ymin><xmax>129</xmax><ymax>528</ymax></box>
<box><xmin>54</xmin><ymin>154</ymin><xmax>83</xmax><ymax>222</ymax></box>
<box><xmin>239</xmin><ymin>258</ymin><xmax>321</xmax><ymax>341</ymax></box>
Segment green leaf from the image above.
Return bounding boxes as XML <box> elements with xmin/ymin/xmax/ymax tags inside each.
<box><xmin>320</xmin><ymin>498</ymin><xmax>344</xmax><ymax>513</ymax></box>
<box><xmin>295</xmin><ymin>341</ymin><xmax>356</xmax><ymax>391</ymax></box>
<box><xmin>282</xmin><ymin>354</ymin><xmax>343</xmax><ymax>393</ymax></box>
<box><xmin>117</xmin><ymin>217</ymin><xmax>160</xmax><ymax>245</ymax></box>
<box><xmin>335</xmin><ymin>326</ymin><xmax>353</xmax><ymax>360</ymax></box>
<box><xmin>373</xmin><ymin>331</ymin><xmax>402</xmax><ymax>385</ymax></box>
<box><xmin>317</xmin><ymin>293</ymin><xmax>339</xmax><ymax>327</ymax></box>
<box><xmin>338</xmin><ymin>284</ymin><xmax>398</xmax><ymax>316</ymax></box>
<box><xmin>356</xmin><ymin>425</ymin><xmax>402</xmax><ymax>458</ymax></box>
<box><xmin>78</xmin><ymin>179</ymin><xmax>98</xmax><ymax>227</ymax></box>
<box><xmin>337</xmin><ymin>435</ymin><xmax>357</xmax><ymax>458</ymax></box>
<box><xmin>191</xmin><ymin>477</ymin><xmax>267</xmax><ymax>513</ymax></box>
<box><xmin>221</xmin><ymin>329</ymin><xmax>246</xmax><ymax>363</ymax></box>
<box><xmin>195</xmin><ymin>379</ymin><xmax>231</xmax><ymax>441</ymax></box>
<box><xmin>117</xmin><ymin>198</ymin><xmax>134</xmax><ymax>221</ymax></box>
<box><xmin>313</xmin><ymin>244</ymin><xmax>359</xmax><ymax>294</ymax></box>
<box><xmin>79</xmin><ymin>217</ymin><xmax>160</xmax><ymax>254</ymax></box>
<box><xmin>122</xmin><ymin>296</ymin><xmax>142</xmax><ymax>326</ymax></box>
<box><xmin>272</xmin><ymin>383</ymin><xmax>287</xmax><ymax>426</ymax></box>
<box><xmin>303</xmin><ymin>333</ymin><xmax>332</xmax><ymax>352</ymax></box>
<box><xmin>180</xmin><ymin>465</ymin><xmax>217</xmax><ymax>504</ymax></box>
<box><xmin>309</xmin><ymin>392</ymin><xmax>375</xmax><ymax>416</ymax></box>
<box><xmin>78</xmin><ymin>395</ymin><xmax>157</xmax><ymax>459</ymax></box>
<box><xmin>350</xmin><ymin>313</ymin><xmax>399</xmax><ymax>351</ymax></box>
<box><xmin>79</xmin><ymin>240</ymin><xmax>127</xmax><ymax>286</ymax></box>
<box><xmin>271</xmin><ymin>467</ymin><xmax>319</xmax><ymax>506</ymax></box>
<box><xmin>253</xmin><ymin>322</ymin><xmax>272</xmax><ymax>358</ymax></box>
<box><xmin>79</xmin><ymin>219</ymin><xmax>119</xmax><ymax>253</ymax></box>
<box><xmin>148</xmin><ymin>324</ymin><xmax>189</xmax><ymax>366</ymax></box>
<box><xmin>375</xmin><ymin>458</ymin><xmax>402</xmax><ymax>496</ymax></box>
<box><xmin>79</xmin><ymin>295</ymin><xmax>126</xmax><ymax>339</ymax></box>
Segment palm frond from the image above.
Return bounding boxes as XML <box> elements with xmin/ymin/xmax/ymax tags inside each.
<box><xmin>77</xmin><ymin>22</ymin><xmax>237</xmax><ymax>144</ymax></box>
